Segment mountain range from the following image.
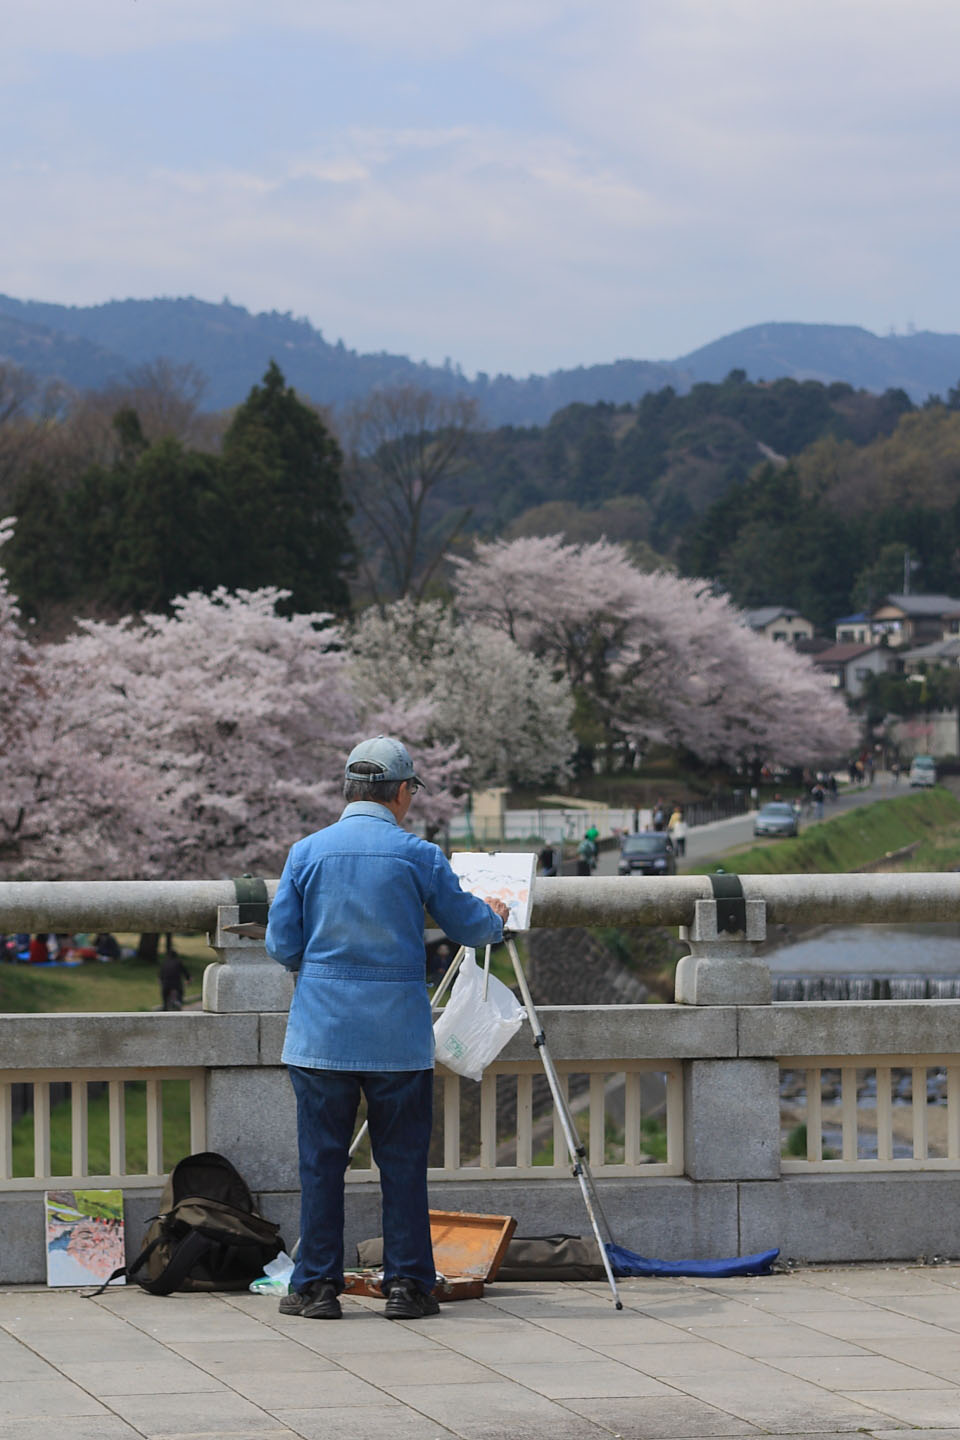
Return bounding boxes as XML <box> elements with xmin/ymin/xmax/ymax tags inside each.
<box><xmin>1</xmin><ymin>293</ymin><xmax>959</xmax><ymax>426</ymax></box>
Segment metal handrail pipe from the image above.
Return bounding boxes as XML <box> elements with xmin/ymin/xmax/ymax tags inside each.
<box><xmin>531</xmin><ymin>873</ymin><xmax>960</xmax><ymax>927</ymax></box>
<box><xmin>2</xmin><ymin>872</ymin><xmax>960</xmax><ymax>934</ymax></box>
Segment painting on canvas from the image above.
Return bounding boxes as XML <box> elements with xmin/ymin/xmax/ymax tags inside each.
<box><xmin>45</xmin><ymin>1189</ymin><xmax>125</xmax><ymax>1287</ymax></box>
<box><xmin>450</xmin><ymin>852</ymin><xmax>537</xmax><ymax>931</ymax></box>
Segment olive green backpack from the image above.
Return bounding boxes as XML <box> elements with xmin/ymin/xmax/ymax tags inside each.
<box><xmin>93</xmin><ymin>1151</ymin><xmax>284</xmax><ymax>1296</ymax></box>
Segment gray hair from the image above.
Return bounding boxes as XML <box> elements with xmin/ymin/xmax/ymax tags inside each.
<box><xmin>343</xmin><ymin>759</ymin><xmax>403</xmax><ymax>804</ymax></box>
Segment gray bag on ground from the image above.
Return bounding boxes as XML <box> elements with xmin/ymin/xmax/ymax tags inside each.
<box><xmin>357</xmin><ymin>1231</ymin><xmax>605</xmax><ymax>1282</ymax></box>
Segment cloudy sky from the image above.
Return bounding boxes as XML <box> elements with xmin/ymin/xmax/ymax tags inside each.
<box><xmin>4</xmin><ymin>1</ymin><xmax>960</xmax><ymax>375</ymax></box>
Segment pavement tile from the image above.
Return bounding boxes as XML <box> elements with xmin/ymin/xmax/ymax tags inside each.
<box><xmin>686</xmin><ymin>1321</ymin><xmax>871</xmax><ymax>1358</ymax></box>
<box><xmin>436</xmin><ymin>1323</ymin><xmax>596</xmax><ymax>1362</ymax></box>
<box><xmin>630</xmin><ymin>1297</ymin><xmax>774</xmax><ymax>1327</ymax></box>
<box><xmin>870</xmin><ymin>1432</ymin><xmax>960</xmax><ymax>1439</ymax></box>
<box><xmin>0</xmin><ymin>1378</ymin><xmax>108</xmax><ymax>1418</ymax></box>
<box><xmin>0</xmin><ymin>1419</ymin><xmax>143</xmax><ymax>1440</ymax></box>
<box><xmin>167</xmin><ymin>1338</ymin><xmax>339</xmax><ymax>1374</ymax></box>
<box><xmin>857</xmin><ymin>1336</ymin><xmax>960</xmax><ymax>1381</ymax></box>
<box><xmin>0</xmin><ymin>1329</ymin><xmax>171</xmax><ymax>1365</ymax></box>
<box><xmin>536</xmin><ymin>1314</ymin><xmax>700</xmax><ymax>1348</ymax></box>
<box><xmin>801</xmin><ymin>1267</ymin><xmax>960</xmax><ymax>1297</ymax></box>
<box><xmin>0</xmin><ymin>1341</ymin><xmax>61</xmax><ymax>1383</ymax></box>
<box><xmin>223</xmin><ymin>1366</ymin><xmax>392</xmax><ymax>1409</ymax></box>
<box><xmin>490</xmin><ymin>1357</ymin><xmax>673</xmax><ymax>1397</ymax></box>
<box><xmin>100</xmin><ymin>1390</ymin><xmax>283</xmax><ymax>1435</ymax></box>
<box><xmin>387</xmin><ymin>1378</ymin><xmax>608</xmax><ymax>1438</ymax></box>
<box><xmin>602</xmin><ymin>1340</ymin><xmax>769</xmax><ymax>1376</ymax></box>
<box><xmin>792</xmin><ymin>1309</ymin><xmax>957</xmax><ymax>1341</ymax></box>
<box><xmin>881</xmin><ymin>1295</ymin><xmax>960</xmax><ymax>1330</ymax></box>
<box><xmin>769</xmin><ymin>1352</ymin><xmax>953</xmax><ymax>1390</ymax></box>
<box><xmin>273</xmin><ymin>1404</ymin><xmax>456</xmax><ymax>1439</ymax></box>
<box><xmin>58</xmin><ymin>1358</ymin><xmax>226</xmax><ymax>1395</ymax></box>
<box><xmin>260</xmin><ymin>1314</ymin><xmax>442</xmax><ymax>1356</ymax></box>
<box><xmin>736</xmin><ymin>1290</ymin><xmax>883</xmax><ymax>1316</ymax></box>
<box><xmin>665</xmin><ymin>1369</ymin><xmax>904</xmax><ymax>1431</ymax></box>
<box><xmin>336</xmin><ymin>1346</ymin><xmax>494</xmax><ymax>1387</ymax></box>
<box><xmin>562</xmin><ymin>1394</ymin><xmax>763</xmax><ymax>1437</ymax></box>
<box><xmin>842</xmin><ymin>1387</ymin><xmax>960</xmax><ymax>1426</ymax></box>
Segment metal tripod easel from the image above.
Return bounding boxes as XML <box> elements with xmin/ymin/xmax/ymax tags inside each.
<box><xmin>416</xmin><ymin>934</ymin><xmax>622</xmax><ymax>1308</ymax></box>
<box><xmin>501</xmin><ymin>935</ymin><xmax>622</xmax><ymax>1309</ymax></box>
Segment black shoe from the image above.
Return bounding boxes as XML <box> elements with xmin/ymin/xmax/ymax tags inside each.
<box><xmin>279</xmin><ymin>1281</ymin><xmax>342</xmax><ymax>1319</ymax></box>
<box><xmin>384</xmin><ymin>1278</ymin><xmax>440</xmax><ymax>1319</ymax></box>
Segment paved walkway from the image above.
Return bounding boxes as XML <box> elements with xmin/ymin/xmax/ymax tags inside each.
<box><xmin>3</xmin><ymin>1264</ymin><xmax>960</xmax><ymax>1439</ymax></box>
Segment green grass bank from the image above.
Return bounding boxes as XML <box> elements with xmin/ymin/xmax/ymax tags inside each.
<box><xmin>695</xmin><ymin>787</ymin><xmax>960</xmax><ymax>876</ymax></box>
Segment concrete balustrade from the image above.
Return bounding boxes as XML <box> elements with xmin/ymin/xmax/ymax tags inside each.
<box><xmin>2</xmin><ymin>875</ymin><xmax>960</xmax><ymax>1283</ymax></box>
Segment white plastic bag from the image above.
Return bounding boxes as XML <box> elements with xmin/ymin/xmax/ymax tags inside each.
<box><xmin>249</xmin><ymin>1250</ymin><xmax>295</xmax><ymax>1295</ymax></box>
<box><xmin>432</xmin><ymin>953</ymin><xmax>525</xmax><ymax>1082</ymax></box>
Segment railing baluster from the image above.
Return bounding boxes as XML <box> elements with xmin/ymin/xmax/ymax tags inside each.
<box><xmin>912</xmin><ymin>1066</ymin><xmax>928</xmax><ymax>1160</ymax></box>
<box><xmin>806</xmin><ymin>1067</ymin><xmax>822</xmax><ymax>1161</ymax></box>
<box><xmin>589</xmin><ymin>1073</ymin><xmax>605</xmax><ymax>1168</ymax></box>
<box><xmin>443</xmin><ymin>1072</ymin><xmax>460</xmax><ymax>1171</ymax></box>
<box><xmin>0</xmin><ymin>1083</ymin><xmax>11</xmax><ymax>1180</ymax></box>
<box><xmin>876</xmin><ymin>1065</ymin><xmax>893</xmax><ymax>1163</ymax></box>
<box><xmin>189</xmin><ymin>1074</ymin><xmax>206</xmax><ymax>1155</ymax></box>
<box><xmin>109</xmin><ymin>1080</ymin><xmax>126</xmax><ymax>1176</ymax></box>
<box><xmin>624</xmin><ymin>1071</ymin><xmax>641</xmax><ymax>1166</ymax></box>
<box><xmin>71</xmin><ymin>1080</ymin><xmax>88</xmax><ymax>1180</ymax></box>
<box><xmin>479</xmin><ymin>1070</ymin><xmax>496</xmax><ymax>1168</ymax></box>
<box><xmin>516</xmin><ymin>1073</ymin><xmax>533</xmax><ymax>1168</ymax></box>
<box><xmin>948</xmin><ymin>1066</ymin><xmax>960</xmax><ymax>1162</ymax></box>
<box><xmin>841</xmin><ymin>1067</ymin><xmax>858</xmax><ymax>1161</ymax></box>
<box><xmin>145</xmin><ymin>1079</ymin><xmax>163</xmax><ymax>1175</ymax></box>
<box><xmin>553</xmin><ymin>1070</ymin><xmax>568</xmax><ymax>1170</ymax></box>
<box><xmin>33</xmin><ymin>1082</ymin><xmax>50</xmax><ymax>1180</ymax></box>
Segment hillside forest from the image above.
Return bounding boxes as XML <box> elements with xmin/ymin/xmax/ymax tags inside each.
<box><xmin>4</xmin><ymin>358</ymin><xmax>960</xmax><ymax>636</ymax></box>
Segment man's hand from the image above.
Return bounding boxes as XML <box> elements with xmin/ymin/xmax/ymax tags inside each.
<box><xmin>489</xmin><ymin>898</ymin><xmax>510</xmax><ymax>925</ymax></box>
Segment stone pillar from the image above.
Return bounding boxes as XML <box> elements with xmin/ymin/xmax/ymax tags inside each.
<box><xmin>674</xmin><ymin>895</ymin><xmax>770</xmax><ymax>1006</ymax></box>
<box><xmin>203</xmin><ymin>905</ymin><xmax>294</xmax><ymax>1013</ymax></box>
<box><xmin>202</xmin><ymin>906</ymin><xmax>298</xmax><ymax>1206</ymax></box>
<box><xmin>683</xmin><ymin>1058</ymin><xmax>782</xmax><ymax>1180</ymax></box>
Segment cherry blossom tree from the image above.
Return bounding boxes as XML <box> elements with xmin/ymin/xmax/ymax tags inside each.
<box><xmin>347</xmin><ymin>598</ymin><xmax>574</xmax><ymax>790</ymax></box>
<box><xmin>0</xmin><ymin>519</ymin><xmax>158</xmax><ymax>878</ymax></box>
<box><xmin>44</xmin><ymin>589</ymin><xmax>467</xmax><ymax>877</ymax></box>
<box><xmin>452</xmin><ymin>537</ymin><xmax>856</xmax><ymax>769</ymax></box>
<box><xmin>0</xmin><ymin>529</ymin><xmax>468</xmax><ymax>878</ymax></box>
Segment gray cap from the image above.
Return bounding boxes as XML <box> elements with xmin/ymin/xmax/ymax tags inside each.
<box><xmin>344</xmin><ymin>735</ymin><xmax>426</xmax><ymax>788</ymax></box>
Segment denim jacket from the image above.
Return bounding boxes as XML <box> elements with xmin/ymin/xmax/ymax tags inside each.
<box><xmin>266</xmin><ymin>802</ymin><xmax>504</xmax><ymax>1071</ymax></box>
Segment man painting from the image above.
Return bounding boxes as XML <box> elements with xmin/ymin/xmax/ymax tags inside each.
<box><xmin>266</xmin><ymin>736</ymin><xmax>509</xmax><ymax>1321</ymax></box>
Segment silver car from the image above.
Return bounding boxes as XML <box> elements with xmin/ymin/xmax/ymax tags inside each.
<box><xmin>753</xmin><ymin>802</ymin><xmax>798</xmax><ymax>838</ymax></box>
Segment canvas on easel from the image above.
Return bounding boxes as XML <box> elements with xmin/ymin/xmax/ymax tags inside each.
<box><xmin>44</xmin><ymin>1189</ymin><xmax>125</xmax><ymax>1287</ymax></box>
<box><xmin>450</xmin><ymin>851</ymin><xmax>537</xmax><ymax>931</ymax></box>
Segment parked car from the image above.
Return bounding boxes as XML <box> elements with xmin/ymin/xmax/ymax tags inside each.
<box><xmin>909</xmin><ymin>755</ymin><xmax>937</xmax><ymax>787</ymax></box>
<box><xmin>618</xmin><ymin>832</ymin><xmax>677</xmax><ymax>876</ymax></box>
<box><xmin>753</xmin><ymin>801</ymin><xmax>799</xmax><ymax>838</ymax></box>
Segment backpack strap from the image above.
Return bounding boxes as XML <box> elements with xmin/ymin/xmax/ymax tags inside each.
<box><xmin>137</xmin><ymin>1227</ymin><xmax>215</xmax><ymax>1296</ymax></box>
<box><xmin>84</xmin><ymin>1231</ymin><xmax>166</xmax><ymax>1299</ymax></box>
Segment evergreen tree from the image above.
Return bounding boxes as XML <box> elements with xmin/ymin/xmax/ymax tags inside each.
<box><xmin>220</xmin><ymin>361</ymin><xmax>355</xmax><ymax>613</ymax></box>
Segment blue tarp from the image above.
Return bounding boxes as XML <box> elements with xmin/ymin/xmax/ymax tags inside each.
<box><xmin>606</xmin><ymin>1242</ymin><xmax>780</xmax><ymax>1279</ymax></box>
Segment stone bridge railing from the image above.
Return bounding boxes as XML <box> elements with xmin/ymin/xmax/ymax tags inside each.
<box><xmin>2</xmin><ymin>874</ymin><xmax>960</xmax><ymax>1283</ymax></box>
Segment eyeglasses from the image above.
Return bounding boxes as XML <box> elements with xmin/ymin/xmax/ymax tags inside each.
<box><xmin>407</xmin><ymin>779</ymin><xmax>422</xmax><ymax>795</ymax></box>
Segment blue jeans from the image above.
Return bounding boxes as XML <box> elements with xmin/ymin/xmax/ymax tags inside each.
<box><xmin>289</xmin><ymin>1065</ymin><xmax>435</xmax><ymax>1296</ymax></box>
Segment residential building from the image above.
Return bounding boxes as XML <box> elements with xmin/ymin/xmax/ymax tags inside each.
<box><xmin>743</xmin><ymin>607</ymin><xmax>814</xmax><ymax>644</ymax></box>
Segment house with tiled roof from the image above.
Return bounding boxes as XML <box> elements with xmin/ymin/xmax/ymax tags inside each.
<box><xmin>743</xmin><ymin>607</ymin><xmax>814</xmax><ymax>645</ymax></box>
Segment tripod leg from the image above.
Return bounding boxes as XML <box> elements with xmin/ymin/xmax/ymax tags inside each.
<box><xmin>505</xmin><ymin>938</ymin><xmax>623</xmax><ymax>1310</ymax></box>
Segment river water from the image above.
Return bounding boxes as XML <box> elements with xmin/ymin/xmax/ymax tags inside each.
<box><xmin>768</xmin><ymin>923</ymin><xmax>960</xmax><ymax>1000</ymax></box>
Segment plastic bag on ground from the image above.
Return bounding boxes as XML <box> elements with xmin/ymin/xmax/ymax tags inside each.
<box><xmin>249</xmin><ymin>1250</ymin><xmax>295</xmax><ymax>1295</ymax></box>
<box><xmin>432</xmin><ymin>952</ymin><xmax>525</xmax><ymax>1082</ymax></box>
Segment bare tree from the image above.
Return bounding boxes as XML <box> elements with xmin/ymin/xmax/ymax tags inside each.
<box><xmin>345</xmin><ymin>386</ymin><xmax>479</xmax><ymax>603</ymax></box>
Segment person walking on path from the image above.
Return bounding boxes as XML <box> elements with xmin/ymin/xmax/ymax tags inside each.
<box><xmin>266</xmin><ymin>735</ymin><xmax>509</xmax><ymax>1323</ymax></box>
<box><xmin>667</xmin><ymin>805</ymin><xmax>687</xmax><ymax>857</ymax></box>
